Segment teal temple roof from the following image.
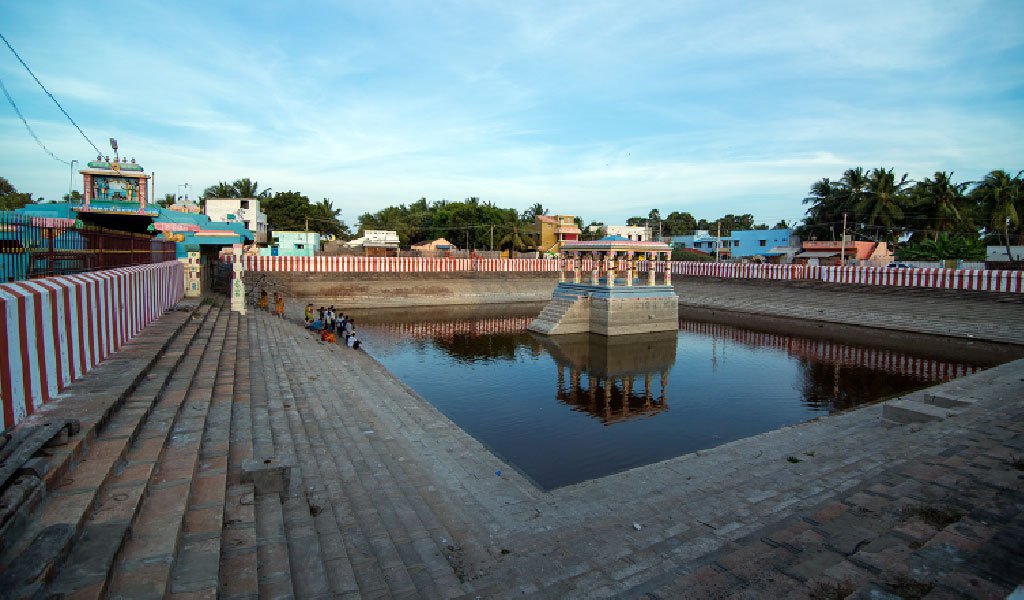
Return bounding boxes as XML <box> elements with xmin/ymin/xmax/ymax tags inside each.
<box><xmin>10</xmin><ymin>202</ymin><xmax>253</xmax><ymax>259</ymax></box>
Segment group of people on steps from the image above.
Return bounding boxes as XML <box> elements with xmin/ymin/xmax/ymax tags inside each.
<box><xmin>257</xmin><ymin>291</ymin><xmax>361</xmax><ymax>349</ymax></box>
<box><xmin>304</xmin><ymin>303</ymin><xmax>360</xmax><ymax>349</ymax></box>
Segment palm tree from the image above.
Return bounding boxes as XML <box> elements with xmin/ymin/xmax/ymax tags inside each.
<box><xmin>973</xmin><ymin>169</ymin><xmax>1022</xmax><ymax>265</ymax></box>
<box><xmin>800</xmin><ymin>177</ymin><xmax>839</xmax><ymax>240</ymax></box>
<box><xmin>232</xmin><ymin>178</ymin><xmax>271</xmax><ymax>199</ymax></box>
<box><xmin>915</xmin><ymin>172</ymin><xmax>971</xmax><ymax>241</ymax></box>
<box><xmin>838</xmin><ymin>167</ymin><xmax>869</xmax><ymax>215</ymax></box>
<box><xmin>202</xmin><ymin>181</ymin><xmax>236</xmax><ymax>198</ymax></box>
<box><xmin>859</xmin><ymin>168</ymin><xmax>910</xmax><ymax>242</ymax></box>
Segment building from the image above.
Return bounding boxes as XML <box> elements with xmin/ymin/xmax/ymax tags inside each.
<box><xmin>204</xmin><ymin>198</ymin><xmax>268</xmax><ymax>243</ymax></box>
<box><xmin>795</xmin><ymin>239</ymin><xmax>893</xmax><ymax>266</ymax></box>
<box><xmin>589</xmin><ymin>225</ymin><xmax>653</xmax><ymax>242</ymax></box>
<box><xmin>345</xmin><ymin>230</ymin><xmax>401</xmax><ymax>256</ymax></box>
<box><xmin>536</xmin><ymin>215</ymin><xmax>581</xmax><ymax>253</ymax></box>
<box><xmin>74</xmin><ymin>156</ymin><xmax>157</xmax><ymax>232</ymax></box>
<box><xmin>986</xmin><ymin>245</ymin><xmax>1024</xmax><ymax>270</ymax></box>
<box><xmin>411</xmin><ymin>238</ymin><xmax>457</xmax><ymax>254</ymax></box>
<box><xmin>665</xmin><ymin>229</ymin><xmax>797</xmax><ymax>261</ymax></box>
<box><xmin>260</xmin><ymin>231</ymin><xmax>321</xmax><ymax>257</ymax></box>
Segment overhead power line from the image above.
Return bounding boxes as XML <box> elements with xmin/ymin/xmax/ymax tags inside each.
<box><xmin>0</xmin><ymin>30</ymin><xmax>102</xmax><ymax>156</ymax></box>
<box><xmin>0</xmin><ymin>75</ymin><xmax>71</xmax><ymax>165</ymax></box>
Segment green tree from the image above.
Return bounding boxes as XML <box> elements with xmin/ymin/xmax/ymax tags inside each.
<box><xmin>202</xmin><ymin>181</ymin><xmax>236</xmax><ymax>199</ymax></box>
<box><xmin>800</xmin><ymin>177</ymin><xmax>841</xmax><ymax>240</ymax></box>
<box><xmin>155</xmin><ymin>193</ymin><xmax>175</xmax><ymax>208</ymax></box>
<box><xmin>972</xmin><ymin>169</ymin><xmax>1023</xmax><ymax>264</ymax></box>
<box><xmin>233</xmin><ymin>178</ymin><xmax>271</xmax><ymax>199</ymax></box>
<box><xmin>663</xmin><ymin>211</ymin><xmax>697</xmax><ymax>235</ymax></box>
<box><xmin>909</xmin><ymin>171</ymin><xmax>971</xmax><ymax>241</ymax></box>
<box><xmin>897</xmin><ymin>234</ymin><xmax>985</xmax><ymax>261</ymax></box>
<box><xmin>858</xmin><ymin>168</ymin><xmax>910</xmax><ymax>242</ymax></box>
<box><xmin>61</xmin><ymin>190</ymin><xmax>84</xmax><ymax>203</ymax></box>
<box><xmin>0</xmin><ymin>176</ymin><xmax>34</xmax><ymax>210</ymax></box>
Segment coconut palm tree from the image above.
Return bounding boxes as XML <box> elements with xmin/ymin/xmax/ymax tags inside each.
<box><xmin>800</xmin><ymin>177</ymin><xmax>840</xmax><ymax>240</ymax></box>
<box><xmin>913</xmin><ymin>172</ymin><xmax>971</xmax><ymax>241</ymax></box>
<box><xmin>232</xmin><ymin>178</ymin><xmax>271</xmax><ymax>199</ymax></box>
<box><xmin>859</xmin><ymin>168</ymin><xmax>910</xmax><ymax>242</ymax></box>
<box><xmin>973</xmin><ymin>169</ymin><xmax>1023</xmax><ymax>265</ymax></box>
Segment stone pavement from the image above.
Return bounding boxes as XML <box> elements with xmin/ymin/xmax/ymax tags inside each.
<box><xmin>672</xmin><ymin>277</ymin><xmax>1024</xmax><ymax>345</ymax></box>
<box><xmin>0</xmin><ymin>282</ymin><xmax>1022</xmax><ymax>599</ymax></box>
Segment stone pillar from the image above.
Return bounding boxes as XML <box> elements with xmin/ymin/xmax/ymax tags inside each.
<box><xmin>607</xmin><ymin>251</ymin><xmax>616</xmax><ymax>287</ymax></box>
<box><xmin>660</xmin><ymin>370</ymin><xmax>668</xmax><ymax>404</ymax></box>
<box><xmin>648</xmin><ymin>252</ymin><xmax>657</xmax><ymax>286</ymax></box>
<box><xmin>591</xmin><ymin>251</ymin><xmax>599</xmax><ymax>285</ymax></box>
<box><xmin>626</xmin><ymin>251</ymin><xmax>634</xmax><ymax>286</ymax></box>
<box><xmin>558</xmin><ymin>256</ymin><xmax>566</xmax><ymax>283</ymax></box>
<box><xmin>573</xmin><ymin>251</ymin><xmax>582</xmax><ymax>283</ymax></box>
<box><xmin>663</xmin><ymin>252</ymin><xmax>672</xmax><ymax>286</ymax></box>
<box><xmin>230</xmin><ymin>248</ymin><xmax>247</xmax><ymax>315</ymax></box>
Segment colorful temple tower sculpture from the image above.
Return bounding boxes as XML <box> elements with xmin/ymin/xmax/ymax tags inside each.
<box><xmin>528</xmin><ymin>236</ymin><xmax>678</xmax><ymax>336</ymax></box>
<box><xmin>77</xmin><ymin>156</ymin><xmax>156</xmax><ymax>218</ymax></box>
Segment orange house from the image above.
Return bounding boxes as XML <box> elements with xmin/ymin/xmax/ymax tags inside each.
<box><xmin>536</xmin><ymin>215</ymin><xmax>581</xmax><ymax>253</ymax></box>
<box><xmin>796</xmin><ymin>240</ymin><xmax>893</xmax><ymax>266</ymax></box>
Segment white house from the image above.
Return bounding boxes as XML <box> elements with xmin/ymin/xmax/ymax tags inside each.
<box><xmin>204</xmin><ymin>198</ymin><xmax>268</xmax><ymax>243</ymax></box>
<box><xmin>588</xmin><ymin>225</ymin><xmax>653</xmax><ymax>241</ymax></box>
<box><xmin>345</xmin><ymin>230</ymin><xmax>401</xmax><ymax>256</ymax></box>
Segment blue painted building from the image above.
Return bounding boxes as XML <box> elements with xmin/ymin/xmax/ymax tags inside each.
<box><xmin>664</xmin><ymin>229</ymin><xmax>797</xmax><ymax>260</ymax></box>
<box><xmin>258</xmin><ymin>231</ymin><xmax>321</xmax><ymax>257</ymax></box>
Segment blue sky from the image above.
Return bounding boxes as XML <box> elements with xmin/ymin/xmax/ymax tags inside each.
<box><xmin>1</xmin><ymin>1</ymin><xmax>1022</xmax><ymax>227</ymax></box>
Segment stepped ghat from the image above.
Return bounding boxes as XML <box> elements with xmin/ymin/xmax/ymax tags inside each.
<box><xmin>528</xmin><ymin>236</ymin><xmax>678</xmax><ymax>336</ymax></box>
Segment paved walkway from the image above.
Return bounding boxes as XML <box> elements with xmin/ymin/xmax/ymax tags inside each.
<box><xmin>1</xmin><ymin>281</ymin><xmax>1022</xmax><ymax>598</ymax></box>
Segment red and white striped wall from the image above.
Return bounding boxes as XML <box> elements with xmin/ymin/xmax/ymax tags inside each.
<box><xmin>242</xmin><ymin>255</ymin><xmax>564</xmax><ymax>273</ymax></box>
<box><xmin>0</xmin><ymin>261</ymin><xmax>184</xmax><ymax>431</ymax></box>
<box><xmin>239</xmin><ymin>256</ymin><xmax>1023</xmax><ymax>293</ymax></box>
<box><xmin>808</xmin><ymin>266</ymin><xmax>1024</xmax><ymax>293</ymax></box>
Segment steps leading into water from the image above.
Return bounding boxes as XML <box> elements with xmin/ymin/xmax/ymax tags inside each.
<box><xmin>245</xmin><ymin>311</ymin><xmax>477</xmax><ymax>598</ymax></box>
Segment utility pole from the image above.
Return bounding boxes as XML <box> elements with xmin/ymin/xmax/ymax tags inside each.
<box><xmin>490</xmin><ymin>224</ymin><xmax>494</xmax><ymax>252</ymax></box>
<box><xmin>716</xmin><ymin>221</ymin><xmax>721</xmax><ymax>263</ymax></box>
<box><xmin>840</xmin><ymin>212</ymin><xmax>847</xmax><ymax>265</ymax></box>
<box><xmin>305</xmin><ymin>216</ymin><xmax>310</xmax><ymax>255</ymax></box>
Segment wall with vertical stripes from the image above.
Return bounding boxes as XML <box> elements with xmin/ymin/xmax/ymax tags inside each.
<box><xmin>0</xmin><ymin>260</ymin><xmax>185</xmax><ymax>431</ymax></box>
<box><xmin>239</xmin><ymin>256</ymin><xmax>1023</xmax><ymax>293</ymax></box>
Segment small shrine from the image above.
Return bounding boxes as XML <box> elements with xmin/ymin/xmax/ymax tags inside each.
<box><xmin>75</xmin><ymin>149</ymin><xmax>158</xmax><ymax>232</ymax></box>
<box><xmin>528</xmin><ymin>236</ymin><xmax>678</xmax><ymax>336</ymax></box>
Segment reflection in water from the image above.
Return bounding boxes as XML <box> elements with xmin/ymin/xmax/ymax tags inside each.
<box><xmin>680</xmin><ymin>321</ymin><xmax>978</xmax><ymax>382</ymax></box>
<box><xmin>537</xmin><ymin>333</ymin><xmax>676</xmax><ymax>425</ymax></box>
<box><xmin>352</xmin><ymin>306</ymin><xmax>989</xmax><ymax>489</ymax></box>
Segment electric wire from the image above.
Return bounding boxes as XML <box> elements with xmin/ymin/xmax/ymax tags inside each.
<box><xmin>0</xmin><ymin>30</ymin><xmax>102</xmax><ymax>156</ymax></box>
<box><xmin>0</xmin><ymin>74</ymin><xmax>72</xmax><ymax>165</ymax></box>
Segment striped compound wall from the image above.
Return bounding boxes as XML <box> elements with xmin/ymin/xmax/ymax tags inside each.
<box><xmin>0</xmin><ymin>261</ymin><xmax>185</xmax><ymax>431</ymax></box>
<box><xmin>243</xmin><ymin>256</ymin><xmax>1023</xmax><ymax>293</ymax></box>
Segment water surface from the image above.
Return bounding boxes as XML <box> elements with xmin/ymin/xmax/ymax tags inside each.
<box><xmin>351</xmin><ymin>305</ymin><xmax>984</xmax><ymax>490</ymax></box>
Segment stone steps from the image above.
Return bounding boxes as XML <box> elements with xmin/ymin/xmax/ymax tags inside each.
<box><xmin>48</xmin><ymin>307</ymin><xmax>229</xmax><ymax>599</ymax></box>
<box><xmin>0</xmin><ymin>304</ymin><xmax>216</xmax><ymax>599</ymax></box>
<box><xmin>220</xmin><ymin>312</ymin><xmax>269</xmax><ymax>600</ymax></box>
<box><xmin>252</xmin><ymin>313</ymin><xmax>470</xmax><ymax>598</ymax></box>
<box><xmin>248</xmin><ymin>316</ymin><xmax>332</xmax><ymax>599</ymax></box>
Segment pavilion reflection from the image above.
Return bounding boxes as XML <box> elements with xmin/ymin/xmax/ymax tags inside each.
<box><xmin>535</xmin><ymin>331</ymin><xmax>677</xmax><ymax>425</ymax></box>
